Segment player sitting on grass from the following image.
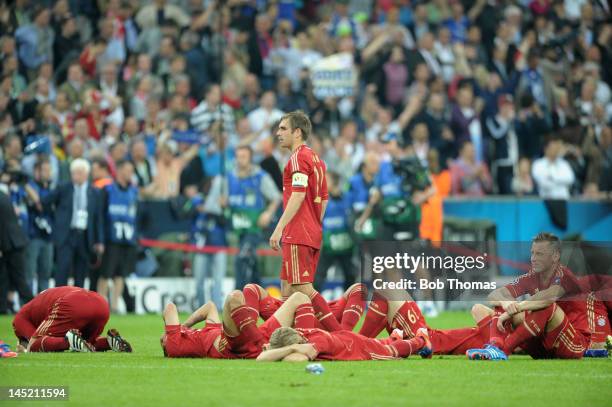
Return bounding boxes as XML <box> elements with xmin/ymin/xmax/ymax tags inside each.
<box><xmin>12</xmin><ymin>287</ymin><xmax>132</xmax><ymax>353</ymax></box>
<box><xmin>161</xmin><ymin>291</ymin><xmax>316</xmax><ymax>358</ymax></box>
<box><xmin>242</xmin><ymin>283</ymin><xmax>366</xmax><ymax>331</ymax></box>
<box><xmin>467</xmin><ymin>232</ymin><xmax>590</xmax><ymax>360</ymax></box>
<box><xmin>358</xmin><ymin>291</ymin><xmax>493</xmax><ymax>356</ymax></box>
<box><xmin>256</xmin><ymin>326</ymin><xmax>432</xmax><ymax>362</ymax></box>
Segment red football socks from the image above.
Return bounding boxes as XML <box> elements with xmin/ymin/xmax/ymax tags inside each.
<box><xmin>230</xmin><ymin>305</ymin><xmax>263</xmax><ymax>345</ymax></box>
<box><xmin>502</xmin><ymin>304</ymin><xmax>555</xmax><ymax>355</ymax></box>
<box><xmin>294</xmin><ymin>303</ymin><xmax>316</xmax><ymax>329</ymax></box>
<box><xmin>392</xmin><ymin>336</ymin><xmax>426</xmax><ymax>358</ymax></box>
<box><xmin>358</xmin><ymin>293</ymin><xmax>388</xmax><ymax>337</ymax></box>
<box><xmin>309</xmin><ymin>291</ymin><xmax>343</xmax><ymax>332</ymax></box>
<box><xmin>341</xmin><ymin>285</ymin><xmax>365</xmax><ymax>330</ymax></box>
<box><xmin>243</xmin><ymin>284</ymin><xmax>261</xmax><ymax>314</ymax></box>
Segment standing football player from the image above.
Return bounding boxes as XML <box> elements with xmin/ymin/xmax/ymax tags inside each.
<box><xmin>269</xmin><ymin>111</ymin><xmax>342</xmax><ymax>331</ymax></box>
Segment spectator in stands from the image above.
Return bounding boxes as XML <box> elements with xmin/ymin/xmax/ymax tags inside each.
<box><xmin>512</xmin><ymin>157</ymin><xmax>535</xmax><ymax>196</ymax></box>
<box><xmin>59</xmin><ymin>63</ymin><xmax>86</xmax><ymax>107</ymax></box>
<box><xmin>130</xmin><ymin>137</ymin><xmax>156</xmax><ymax>189</ymax></box>
<box><xmin>91</xmin><ymin>157</ymin><xmax>113</xmax><ymax>189</ymax></box>
<box><xmin>247</xmin><ymin>91</ymin><xmax>284</xmax><ymax>147</ymax></box>
<box><xmin>191</xmin><ymin>84</ymin><xmax>235</xmax><ymax>135</ymax></box>
<box><xmin>450</xmin><ymin>141</ymin><xmax>492</xmax><ymax>196</ymax></box>
<box><xmin>450</xmin><ymin>82</ymin><xmax>484</xmax><ymax>163</ymax></box>
<box><xmin>42</xmin><ymin>158</ymin><xmax>105</xmax><ymax>288</ymax></box>
<box><xmin>516</xmin><ymin>93</ymin><xmax>549</xmax><ymax>160</ymax></box>
<box><xmin>485</xmin><ymin>94</ymin><xmax>519</xmax><ymax>194</ymax></box>
<box><xmin>145</xmin><ymin>141</ymin><xmax>197</xmax><ymax>199</ymax></box>
<box><xmin>532</xmin><ymin>138</ymin><xmax>576</xmax><ymax>199</ymax></box>
<box><xmin>14</xmin><ymin>6</ymin><xmax>53</xmax><ymax>78</ymax></box>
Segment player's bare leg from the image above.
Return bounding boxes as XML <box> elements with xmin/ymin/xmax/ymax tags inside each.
<box><xmin>111</xmin><ymin>276</ymin><xmax>125</xmax><ymax>313</ymax></box>
<box><xmin>273</xmin><ymin>292</ymin><xmax>314</xmax><ymax>328</ymax></box>
<box><xmin>471</xmin><ymin>304</ymin><xmax>495</xmax><ymax>324</ymax></box>
<box><xmin>222</xmin><ymin>290</ymin><xmax>264</xmax><ymax>344</ymax></box>
<box><xmin>280</xmin><ymin>279</ymin><xmax>290</xmax><ymax>301</ymax></box>
<box><xmin>162</xmin><ymin>303</ymin><xmax>180</xmax><ymax>326</ymax></box>
<box><xmin>183</xmin><ymin>301</ymin><xmax>220</xmax><ymax>328</ymax></box>
<box><xmin>290</xmin><ymin>282</ymin><xmax>343</xmax><ymax>331</ymax></box>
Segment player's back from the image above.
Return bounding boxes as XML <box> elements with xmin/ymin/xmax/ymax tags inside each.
<box><xmin>282</xmin><ymin>145</ymin><xmax>328</xmax><ymax>249</ymax></box>
<box><xmin>298</xmin><ymin>328</ymin><xmax>369</xmax><ymax>360</ymax></box>
<box><xmin>18</xmin><ymin>287</ymin><xmax>84</xmax><ymax>326</ymax></box>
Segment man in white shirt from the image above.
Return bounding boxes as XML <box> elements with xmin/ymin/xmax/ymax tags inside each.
<box><xmin>532</xmin><ymin>139</ymin><xmax>575</xmax><ymax>199</ymax></box>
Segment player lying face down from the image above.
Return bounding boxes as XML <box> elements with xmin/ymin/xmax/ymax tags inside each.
<box><xmin>256</xmin><ymin>326</ymin><xmax>432</xmax><ymax>362</ymax></box>
<box><xmin>13</xmin><ymin>287</ymin><xmax>132</xmax><ymax>353</ymax></box>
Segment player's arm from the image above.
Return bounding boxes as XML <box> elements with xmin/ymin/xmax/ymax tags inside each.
<box><xmin>270</xmin><ymin>189</ymin><xmax>306</xmax><ymax>250</ymax></box>
<box><xmin>282</xmin><ymin>353</ymin><xmax>309</xmax><ymax>362</ymax></box>
<box><xmin>487</xmin><ymin>286</ymin><xmax>516</xmax><ymax>306</ymax></box>
<box><xmin>256</xmin><ymin>345</ymin><xmax>299</xmax><ymax>362</ymax></box>
<box><xmin>257</xmin><ymin>343</ymin><xmax>318</xmax><ymax>361</ymax></box>
<box><xmin>320</xmin><ymin>199</ymin><xmax>328</xmax><ymax>223</ymax></box>
<box><xmin>516</xmin><ymin>284</ymin><xmax>565</xmax><ymax>312</ymax></box>
<box><xmin>183</xmin><ymin>301</ymin><xmax>220</xmax><ymax>328</ymax></box>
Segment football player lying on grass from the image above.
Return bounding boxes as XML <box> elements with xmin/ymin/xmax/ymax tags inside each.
<box><xmin>358</xmin><ymin>290</ymin><xmax>494</xmax><ymax>356</ymax></box>
<box><xmin>161</xmin><ymin>291</ymin><xmax>316</xmax><ymax>358</ymax></box>
<box><xmin>256</xmin><ymin>326</ymin><xmax>432</xmax><ymax>362</ymax></box>
<box><xmin>13</xmin><ymin>287</ymin><xmax>131</xmax><ymax>353</ymax></box>
<box><xmin>242</xmin><ymin>283</ymin><xmax>366</xmax><ymax>331</ymax></box>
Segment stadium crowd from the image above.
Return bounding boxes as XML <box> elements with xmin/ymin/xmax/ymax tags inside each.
<box><xmin>1</xmin><ymin>0</ymin><xmax>611</xmax><ymax>314</ymax></box>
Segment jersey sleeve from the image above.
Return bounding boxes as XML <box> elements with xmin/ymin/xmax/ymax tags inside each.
<box><xmin>321</xmin><ymin>168</ymin><xmax>329</xmax><ymax>201</ymax></box>
<box><xmin>558</xmin><ymin>268</ymin><xmax>581</xmax><ymax>296</ymax></box>
<box><xmin>505</xmin><ymin>273</ymin><xmax>534</xmax><ymax>298</ymax></box>
<box><xmin>306</xmin><ymin>332</ymin><xmax>331</xmax><ymax>357</ymax></box>
<box><xmin>289</xmin><ymin>150</ymin><xmax>313</xmax><ymax>192</ymax></box>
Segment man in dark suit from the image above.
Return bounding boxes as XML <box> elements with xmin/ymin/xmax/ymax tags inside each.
<box><xmin>0</xmin><ymin>190</ymin><xmax>34</xmax><ymax>314</ymax></box>
<box><xmin>43</xmin><ymin>158</ymin><xmax>105</xmax><ymax>288</ymax></box>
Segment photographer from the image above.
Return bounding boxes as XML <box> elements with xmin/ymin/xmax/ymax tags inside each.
<box><xmin>25</xmin><ymin>157</ymin><xmax>54</xmax><ymax>293</ymax></box>
<box><xmin>375</xmin><ymin>138</ymin><xmax>435</xmax><ymax>242</ymax></box>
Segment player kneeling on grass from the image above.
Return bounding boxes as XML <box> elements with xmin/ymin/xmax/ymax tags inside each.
<box><xmin>12</xmin><ymin>287</ymin><xmax>131</xmax><ymax>353</ymax></box>
<box><xmin>256</xmin><ymin>326</ymin><xmax>432</xmax><ymax>362</ymax></box>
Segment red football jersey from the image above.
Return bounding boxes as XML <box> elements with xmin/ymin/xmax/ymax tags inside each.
<box><xmin>282</xmin><ymin>144</ymin><xmax>328</xmax><ymax>249</ymax></box>
<box><xmin>296</xmin><ymin>328</ymin><xmax>398</xmax><ymax>361</ymax></box>
<box><xmin>16</xmin><ymin>286</ymin><xmax>85</xmax><ymax>328</ymax></box>
<box><xmin>505</xmin><ymin>266</ymin><xmax>590</xmax><ymax>340</ymax></box>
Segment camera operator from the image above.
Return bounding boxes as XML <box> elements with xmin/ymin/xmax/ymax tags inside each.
<box><xmin>374</xmin><ymin>137</ymin><xmax>435</xmax><ymax>242</ymax></box>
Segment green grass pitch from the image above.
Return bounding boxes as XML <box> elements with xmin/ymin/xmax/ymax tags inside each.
<box><xmin>1</xmin><ymin>312</ymin><xmax>610</xmax><ymax>407</ymax></box>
